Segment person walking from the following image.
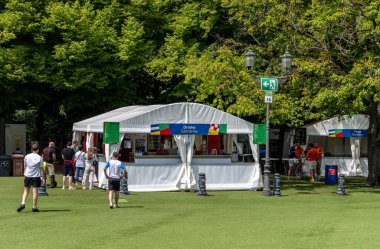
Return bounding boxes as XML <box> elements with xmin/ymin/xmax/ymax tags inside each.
<box><xmin>74</xmin><ymin>145</ymin><xmax>85</xmax><ymax>185</ymax></box>
<box><xmin>42</xmin><ymin>141</ymin><xmax>57</xmax><ymax>188</ymax></box>
<box><xmin>82</xmin><ymin>147</ymin><xmax>96</xmax><ymax>190</ymax></box>
<box><xmin>17</xmin><ymin>144</ymin><xmax>45</xmax><ymax>212</ymax></box>
<box><xmin>104</xmin><ymin>152</ymin><xmax>126</xmax><ymax>209</ymax></box>
<box><xmin>62</xmin><ymin>142</ymin><xmax>76</xmax><ymax>190</ymax></box>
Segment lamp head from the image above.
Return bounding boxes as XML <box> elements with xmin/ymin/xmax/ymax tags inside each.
<box><xmin>245</xmin><ymin>50</ymin><xmax>257</xmax><ymax>70</ymax></box>
<box><xmin>281</xmin><ymin>48</ymin><xmax>293</xmax><ymax>70</ymax></box>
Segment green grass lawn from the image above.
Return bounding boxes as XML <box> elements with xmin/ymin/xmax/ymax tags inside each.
<box><xmin>1</xmin><ymin>175</ymin><xmax>380</xmax><ymax>249</ymax></box>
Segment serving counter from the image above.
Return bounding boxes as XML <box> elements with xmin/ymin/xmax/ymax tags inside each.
<box><xmin>97</xmin><ymin>154</ymin><xmax>262</xmax><ymax>192</ymax></box>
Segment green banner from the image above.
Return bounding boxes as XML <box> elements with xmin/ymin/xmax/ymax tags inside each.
<box><xmin>253</xmin><ymin>124</ymin><xmax>266</xmax><ymax>144</ymax></box>
<box><xmin>103</xmin><ymin>122</ymin><xmax>120</xmax><ymax>144</ymax></box>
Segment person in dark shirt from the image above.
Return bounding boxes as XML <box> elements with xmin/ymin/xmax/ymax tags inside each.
<box><xmin>61</xmin><ymin>142</ymin><xmax>76</xmax><ymax>190</ymax></box>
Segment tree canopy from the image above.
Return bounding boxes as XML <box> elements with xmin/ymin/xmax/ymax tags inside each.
<box><xmin>1</xmin><ymin>0</ymin><xmax>380</xmax><ymax>183</ymax></box>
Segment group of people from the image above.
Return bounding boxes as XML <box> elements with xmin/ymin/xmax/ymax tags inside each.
<box><xmin>288</xmin><ymin>142</ymin><xmax>324</xmax><ymax>182</ymax></box>
<box><xmin>17</xmin><ymin>141</ymin><xmax>126</xmax><ymax>212</ymax></box>
<box><xmin>61</xmin><ymin>140</ymin><xmax>99</xmax><ymax>191</ymax></box>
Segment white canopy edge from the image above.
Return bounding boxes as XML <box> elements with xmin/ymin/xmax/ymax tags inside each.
<box><xmin>305</xmin><ymin>114</ymin><xmax>369</xmax><ymax>136</ymax></box>
<box><xmin>73</xmin><ymin>102</ymin><xmax>254</xmax><ymax>134</ymax></box>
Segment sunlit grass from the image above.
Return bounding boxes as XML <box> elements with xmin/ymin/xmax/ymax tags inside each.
<box><xmin>0</xmin><ymin>175</ymin><xmax>379</xmax><ymax>249</ymax></box>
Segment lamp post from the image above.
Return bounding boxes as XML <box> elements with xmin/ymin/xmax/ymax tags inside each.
<box><xmin>245</xmin><ymin>48</ymin><xmax>293</xmax><ymax>196</ymax></box>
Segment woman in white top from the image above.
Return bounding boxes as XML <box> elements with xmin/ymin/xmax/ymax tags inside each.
<box><xmin>74</xmin><ymin>145</ymin><xmax>86</xmax><ymax>185</ymax></box>
<box><xmin>82</xmin><ymin>147</ymin><xmax>96</xmax><ymax>190</ymax></box>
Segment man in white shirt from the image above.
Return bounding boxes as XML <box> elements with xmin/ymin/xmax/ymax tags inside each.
<box><xmin>104</xmin><ymin>152</ymin><xmax>126</xmax><ymax>209</ymax></box>
<box><xmin>17</xmin><ymin>143</ymin><xmax>45</xmax><ymax>212</ymax></box>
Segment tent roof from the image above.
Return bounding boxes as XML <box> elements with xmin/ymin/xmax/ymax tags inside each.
<box><xmin>73</xmin><ymin>102</ymin><xmax>254</xmax><ymax>134</ymax></box>
<box><xmin>305</xmin><ymin>114</ymin><xmax>369</xmax><ymax>136</ymax></box>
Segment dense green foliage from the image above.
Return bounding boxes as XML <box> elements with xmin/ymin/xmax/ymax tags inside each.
<box><xmin>1</xmin><ymin>0</ymin><xmax>380</xmax><ymax>181</ymax></box>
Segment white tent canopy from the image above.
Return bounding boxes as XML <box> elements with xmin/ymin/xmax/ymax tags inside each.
<box><xmin>72</xmin><ymin>102</ymin><xmax>262</xmax><ymax>192</ymax></box>
<box><xmin>305</xmin><ymin>114</ymin><xmax>369</xmax><ymax>176</ymax></box>
<box><xmin>73</xmin><ymin>102</ymin><xmax>253</xmax><ymax>134</ymax></box>
<box><xmin>306</xmin><ymin>114</ymin><xmax>369</xmax><ymax>136</ymax></box>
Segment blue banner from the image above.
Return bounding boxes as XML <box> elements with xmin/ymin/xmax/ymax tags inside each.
<box><xmin>328</xmin><ymin>129</ymin><xmax>367</xmax><ymax>138</ymax></box>
<box><xmin>151</xmin><ymin>123</ymin><xmax>227</xmax><ymax>135</ymax></box>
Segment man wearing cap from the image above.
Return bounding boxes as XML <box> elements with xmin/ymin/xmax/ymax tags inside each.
<box><xmin>104</xmin><ymin>152</ymin><xmax>126</xmax><ymax>209</ymax></box>
<box><xmin>17</xmin><ymin>143</ymin><xmax>45</xmax><ymax>212</ymax></box>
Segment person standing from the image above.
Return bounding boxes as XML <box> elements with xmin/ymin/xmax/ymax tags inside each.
<box><xmin>287</xmin><ymin>143</ymin><xmax>297</xmax><ymax>181</ymax></box>
<box><xmin>315</xmin><ymin>143</ymin><xmax>324</xmax><ymax>181</ymax></box>
<box><xmin>82</xmin><ymin>147</ymin><xmax>96</xmax><ymax>190</ymax></box>
<box><xmin>42</xmin><ymin>141</ymin><xmax>57</xmax><ymax>188</ymax></box>
<box><xmin>104</xmin><ymin>152</ymin><xmax>126</xmax><ymax>209</ymax></box>
<box><xmin>306</xmin><ymin>143</ymin><xmax>318</xmax><ymax>182</ymax></box>
<box><xmin>17</xmin><ymin>144</ymin><xmax>45</xmax><ymax>212</ymax></box>
<box><xmin>62</xmin><ymin>141</ymin><xmax>76</xmax><ymax>190</ymax></box>
<box><xmin>295</xmin><ymin>143</ymin><xmax>305</xmax><ymax>179</ymax></box>
<box><xmin>71</xmin><ymin>140</ymin><xmax>79</xmax><ymax>184</ymax></box>
<box><xmin>74</xmin><ymin>145</ymin><xmax>85</xmax><ymax>185</ymax></box>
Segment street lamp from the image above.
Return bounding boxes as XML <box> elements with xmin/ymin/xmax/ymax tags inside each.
<box><xmin>245</xmin><ymin>48</ymin><xmax>293</xmax><ymax>196</ymax></box>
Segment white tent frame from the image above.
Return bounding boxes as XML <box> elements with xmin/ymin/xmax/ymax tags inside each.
<box><xmin>72</xmin><ymin>102</ymin><xmax>263</xmax><ymax>191</ymax></box>
<box><xmin>305</xmin><ymin>114</ymin><xmax>369</xmax><ymax>176</ymax></box>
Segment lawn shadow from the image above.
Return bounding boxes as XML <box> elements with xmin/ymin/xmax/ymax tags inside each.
<box><xmin>121</xmin><ymin>205</ymin><xmax>144</xmax><ymax>208</ymax></box>
<box><xmin>40</xmin><ymin>209</ymin><xmax>71</xmax><ymax>212</ymax></box>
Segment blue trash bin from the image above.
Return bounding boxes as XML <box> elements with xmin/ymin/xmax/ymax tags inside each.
<box><xmin>325</xmin><ymin>165</ymin><xmax>338</xmax><ymax>185</ymax></box>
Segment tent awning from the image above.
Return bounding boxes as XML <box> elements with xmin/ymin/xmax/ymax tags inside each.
<box><xmin>305</xmin><ymin>114</ymin><xmax>369</xmax><ymax>136</ymax></box>
<box><xmin>73</xmin><ymin>102</ymin><xmax>254</xmax><ymax>134</ymax></box>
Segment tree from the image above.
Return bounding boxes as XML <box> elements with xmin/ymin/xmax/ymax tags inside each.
<box><xmin>148</xmin><ymin>0</ymin><xmax>380</xmax><ymax>184</ymax></box>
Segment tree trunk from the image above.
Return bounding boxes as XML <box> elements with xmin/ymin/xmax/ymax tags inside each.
<box><xmin>366</xmin><ymin>101</ymin><xmax>380</xmax><ymax>186</ymax></box>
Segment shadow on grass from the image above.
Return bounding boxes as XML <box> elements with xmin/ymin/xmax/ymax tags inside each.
<box><xmin>40</xmin><ymin>209</ymin><xmax>71</xmax><ymax>212</ymax></box>
<box><xmin>121</xmin><ymin>205</ymin><xmax>144</xmax><ymax>208</ymax></box>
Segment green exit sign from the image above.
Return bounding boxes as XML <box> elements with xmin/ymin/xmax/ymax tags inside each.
<box><xmin>261</xmin><ymin>78</ymin><xmax>278</xmax><ymax>92</ymax></box>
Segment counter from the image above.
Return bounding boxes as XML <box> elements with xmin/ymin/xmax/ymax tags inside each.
<box><xmin>134</xmin><ymin>155</ymin><xmax>232</xmax><ymax>165</ymax></box>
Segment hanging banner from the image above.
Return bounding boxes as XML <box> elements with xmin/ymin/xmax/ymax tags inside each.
<box><xmin>328</xmin><ymin>129</ymin><xmax>368</xmax><ymax>138</ymax></box>
<box><xmin>103</xmin><ymin>122</ymin><xmax>120</xmax><ymax>143</ymax></box>
<box><xmin>253</xmin><ymin>124</ymin><xmax>266</xmax><ymax>144</ymax></box>
<box><xmin>150</xmin><ymin>124</ymin><xmax>227</xmax><ymax>135</ymax></box>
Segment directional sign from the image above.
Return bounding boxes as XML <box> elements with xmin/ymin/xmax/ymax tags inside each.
<box><xmin>261</xmin><ymin>78</ymin><xmax>278</xmax><ymax>92</ymax></box>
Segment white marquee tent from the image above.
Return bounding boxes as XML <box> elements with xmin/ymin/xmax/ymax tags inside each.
<box><xmin>305</xmin><ymin>114</ymin><xmax>369</xmax><ymax>176</ymax></box>
<box><xmin>72</xmin><ymin>102</ymin><xmax>263</xmax><ymax>191</ymax></box>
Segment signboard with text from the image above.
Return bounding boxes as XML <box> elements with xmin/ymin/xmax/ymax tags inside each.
<box><xmin>150</xmin><ymin>124</ymin><xmax>227</xmax><ymax>135</ymax></box>
<box><xmin>328</xmin><ymin>129</ymin><xmax>368</xmax><ymax>138</ymax></box>
<box><xmin>261</xmin><ymin>78</ymin><xmax>278</xmax><ymax>92</ymax></box>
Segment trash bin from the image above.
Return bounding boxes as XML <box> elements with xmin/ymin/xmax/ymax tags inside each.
<box><xmin>12</xmin><ymin>154</ymin><xmax>25</xmax><ymax>176</ymax></box>
<box><xmin>0</xmin><ymin>155</ymin><xmax>12</xmax><ymax>176</ymax></box>
<box><xmin>325</xmin><ymin>165</ymin><xmax>338</xmax><ymax>185</ymax></box>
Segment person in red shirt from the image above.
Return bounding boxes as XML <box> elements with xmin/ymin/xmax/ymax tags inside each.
<box><xmin>306</xmin><ymin>143</ymin><xmax>318</xmax><ymax>182</ymax></box>
<box><xmin>314</xmin><ymin>143</ymin><xmax>324</xmax><ymax>181</ymax></box>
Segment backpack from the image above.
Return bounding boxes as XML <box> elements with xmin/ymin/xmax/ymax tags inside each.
<box><xmin>43</xmin><ymin>147</ymin><xmax>53</xmax><ymax>163</ymax></box>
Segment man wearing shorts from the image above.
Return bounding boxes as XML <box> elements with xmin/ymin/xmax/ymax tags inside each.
<box><xmin>315</xmin><ymin>143</ymin><xmax>324</xmax><ymax>181</ymax></box>
<box><xmin>306</xmin><ymin>143</ymin><xmax>318</xmax><ymax>182</ymax></box>
<box><xmin>42</xmin><ymin>141</ymin><xmax>57</xmax><ymax>188</ymax></box>
<box><xmin>104</xmin><ymin>152</ymin><xmax>126</xmax><ymax>209</ymax></box>
<box><xmin>17</xmin><ymin>144</ymin><xmax>45</xmax><ymax>212</ymax></box>
<box><xmin>61</xmin><ymin>142</ymin><xmax>76</xmax><ymax>190</ymax></box>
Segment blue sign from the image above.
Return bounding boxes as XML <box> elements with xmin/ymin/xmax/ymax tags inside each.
<box><xmin>151</xmin><ymin>123</ymin><xmax>227</xmax><ymax>135</ymax></box>
<box><xmin>328</xmin><ymin>129</ymin><xmax>367</xmax><ymax>138</ymax></box>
